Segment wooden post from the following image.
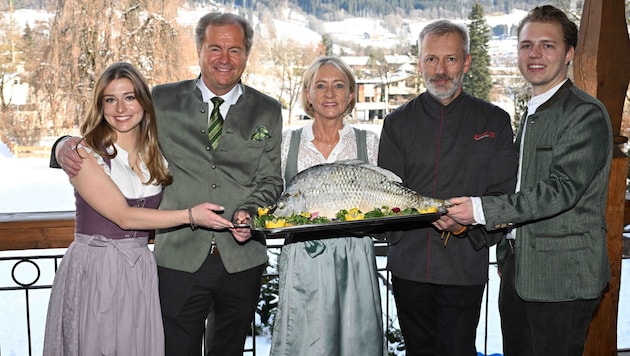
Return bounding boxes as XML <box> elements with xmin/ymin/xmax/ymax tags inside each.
<box><xmin>573</xmin><ymin>0</ymin><xmax>630</xmax><ymax>354</ymax></box>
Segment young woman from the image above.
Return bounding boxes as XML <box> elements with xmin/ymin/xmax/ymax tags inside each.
<box><xmin>43</xmin><ymin>62</ymin><xmax>234</xmax><ymax>356</ymax></box>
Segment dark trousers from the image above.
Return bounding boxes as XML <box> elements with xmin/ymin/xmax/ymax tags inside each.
<box><xmin>392</xmin><ymin>276</ymin><xmax>485</xmax><ymax>356</ymax></box>
<box><xmin>498</xmin><ymin>245</ymin><xmax>601</xmax><ymax>356</ymax></box>
<box><xmin>158</xmin><ymin>252</ymin><xmax>264</xmax><ymax>356</ymax></box>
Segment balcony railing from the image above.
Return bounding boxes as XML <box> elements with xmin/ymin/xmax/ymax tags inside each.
<box><xmin>0</xmin><ymin>212</ymin><xmax>628</xmax><ymax>355</ymax></box>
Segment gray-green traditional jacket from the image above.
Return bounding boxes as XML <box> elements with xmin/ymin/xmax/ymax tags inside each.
<box><xmin>485</xmin><ymin>80</ymin><xmax>612</xmax><ymax>302</ymax></box>
<box><xmin>151</xmin><ymin>78</ymin><xmax>283</xmax><ymax>274</ymax></box>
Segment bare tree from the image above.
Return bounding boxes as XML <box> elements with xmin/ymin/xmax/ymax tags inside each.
<box><xmin>0</xmin><ymin>26</ymin><xmax>18</xmax><ymax>110</ymax></box>
<box><xmin>249</xmin><ymin>16</ymin><xmax>322</xmax><ymax>125</ymax></box>
<box><xmin>273</xmin><ymin>38</ymin><xmax>322</xmax><ymax>124</ymax></box>
<box><xmin>25</xmin><ymin>0</ymin><xmax>189</xmax><ymax>139</ymax></box>
<box><xmin>0</xmin><ymin>0</ymin><xmax>47</xmax><ymax>146</ymax></box>
<box><xmin>366</xmin><ymin>49</ymin><xmax>394</xmax><ymax>114</ymax></box>
<box><xmin>505</xmin><ymin>76</ymin><xmax>531</xmax><ymax>135</ymax></box>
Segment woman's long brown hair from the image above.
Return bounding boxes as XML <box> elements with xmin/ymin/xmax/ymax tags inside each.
<box><xmin>79</xmin><ymin>61</ymin><xmax>172</xmax><ymax>186</ymax></box>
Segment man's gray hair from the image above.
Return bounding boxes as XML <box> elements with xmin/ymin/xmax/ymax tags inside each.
<box><xmin>195</xmin><ymin>12</ymin><xmax>254</xmax><ymax>55</ymax></box>
<box><xmin>418</xmin><ymin>19</ymin><xmax>470</xmax><ymax>56</ymax></box>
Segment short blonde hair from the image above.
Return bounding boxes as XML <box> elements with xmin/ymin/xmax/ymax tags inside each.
<box><xmin>301</xmin><ymin>56</ymin><xmax>357</xmax><ymax>118</ymax></box>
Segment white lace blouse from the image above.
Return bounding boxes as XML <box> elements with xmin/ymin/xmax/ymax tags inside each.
<box><xmin>280</xmin><ymin>123</ymin><xmax>380</xmax><ymax>184</ymax></box>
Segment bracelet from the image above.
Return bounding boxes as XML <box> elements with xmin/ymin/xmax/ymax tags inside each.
<box><xmin>188</xmin><ymin>208</ymin><xmax>198</xmax><ymax>231</ymax></box>
<box><xmin>453</xmin><ymin>225</ymin><xmax>468</xmax><ymax>236</ymax></box>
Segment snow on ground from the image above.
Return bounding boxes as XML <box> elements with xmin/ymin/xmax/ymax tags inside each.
<box><xmin>1</xmin><ymin>8</ymin><xmax>54</xmax><ymax>31</ymax></box>
<box><xmin>0</xmin><ymin>157</ymin><xmax>75</xmax><ymax>213</ymax></box>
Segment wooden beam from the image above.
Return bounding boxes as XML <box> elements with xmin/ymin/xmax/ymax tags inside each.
<box><xmin>573</xmin><ymin>0</ymin><xmax>630</xmax><ymax>354</ymax></box>
<box><xmin>0</xmin><ymin>212</ymin><xmax>75</xmax><ymax>250</ymax></box>
<box><xmin>0</xmin><ymin>212</ymin><xmax>155</xmax><ymax>251</ymax></box>
<box><xmin>586</xmin><ymin>149</ymin><xmax>627</xmax><ymax>355</ymax></box>
<box><xmin>574</xmin><ymin>0</ymin><xmax>630</xmax><ymax>138</ymax></box>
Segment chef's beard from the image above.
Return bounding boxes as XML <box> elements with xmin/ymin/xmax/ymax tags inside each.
<box><xmin>424</xmin><ymin>72</ymin><xmax>464</xmax><ymax>103</ymax></box>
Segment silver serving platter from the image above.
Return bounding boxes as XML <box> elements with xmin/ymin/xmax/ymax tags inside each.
<box><xmin>252</xmin><ymin>210</ymin><xmax>444</xmax><ymax>241</ymax></box>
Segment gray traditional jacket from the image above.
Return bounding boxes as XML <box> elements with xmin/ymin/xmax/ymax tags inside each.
<box><xmin>486</xmin><ymin>80</ymin><xmax>612</xmax><ymax>301</ymax></box>
<box><xmin>151</xmin><ymin>78</ymin><xmax>283</xmax><ymax>274</ymax></box>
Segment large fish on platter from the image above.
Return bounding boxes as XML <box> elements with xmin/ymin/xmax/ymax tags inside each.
<box><xmin>273</xmin><ymin>160</ymin><xmax>451</xmax><ymax>218</ymax></box>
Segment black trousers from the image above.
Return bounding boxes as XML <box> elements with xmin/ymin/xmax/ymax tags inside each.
<box><xmin>392</xmin><ymin>276</ymin><xmax>485</xmax><ymax>356</ymax></box>
<box><xmin>158</xmin><ymin>252</ymin><xmax>264</xmax><ymax>356</ymax></box>
<box><xmin>498</xmin><ymin>244</ymin><xmax>601</xmax><ymax>356</ymax></box>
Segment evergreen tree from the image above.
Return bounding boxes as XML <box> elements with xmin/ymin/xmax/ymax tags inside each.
<box><xmin>322</xmin><ymin>33</ymin><xmax>334</xmax><ymax>56</ymax></box>
<box><xmin>464</xmin><ymin>2</ymin><xmax>492</xmax><ymax>101</ymax></box>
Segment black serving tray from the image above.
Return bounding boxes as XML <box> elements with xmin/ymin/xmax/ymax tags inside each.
<box><xmin>252</xmin><ymin>210</ymin><xmax>444</xmax><ymax>242</ymax></box>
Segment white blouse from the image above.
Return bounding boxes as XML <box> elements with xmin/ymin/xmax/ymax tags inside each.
<box><xmin>280</xmin><ymin>122</ymin><xmax>380</xmax><ymax>184</ymax></box>
<box><xmin>78</xmin><ymin>143</ymin><xmax>163</xmax><ymax>199</ymax></box>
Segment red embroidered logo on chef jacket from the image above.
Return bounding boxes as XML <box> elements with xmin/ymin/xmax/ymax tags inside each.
<box><xmin>473</xmin><ymin>132</ymin><xmax>496</xmax><ymax>141</ymax></box>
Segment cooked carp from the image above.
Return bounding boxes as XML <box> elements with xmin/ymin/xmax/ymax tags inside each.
<box><xmin>273</xmin><ymin>160</ymin><xmax>450</xmax><ymax>218</ymax></box>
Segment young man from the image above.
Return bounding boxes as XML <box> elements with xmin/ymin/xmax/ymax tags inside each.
<box><xmin>448</xmin><ymin>5</ymin><xmax>612</xmax><ymax>356</ymax></box>
<box><xmin>378</xmin><ymin>19</ymin><xmax>517</xmax><ymax>355</ymax></box>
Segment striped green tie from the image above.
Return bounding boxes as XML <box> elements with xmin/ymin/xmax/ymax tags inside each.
<box><xmin>208</xmin><ymin>97</ymin><xmax>224</xmax><ymax>149</ymax></box>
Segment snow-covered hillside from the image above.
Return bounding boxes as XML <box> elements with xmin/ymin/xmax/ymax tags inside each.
<box><xmin>4</xmin><ymin>6</ymin><xmax>529</xmax><ymax>50</ymax></box>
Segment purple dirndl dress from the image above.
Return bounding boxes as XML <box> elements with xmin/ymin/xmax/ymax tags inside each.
<box><xmin>43</xmin><ymin>146</ymin><xmax>165</xmax><ymax>356</ymax></box>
